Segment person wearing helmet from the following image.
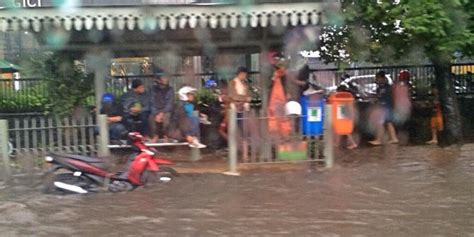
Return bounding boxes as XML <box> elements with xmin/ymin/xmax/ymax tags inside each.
<box><xmin>170</xmin><ymin>86</ymin><xmax>206</xmax><ymax>149</ymax></box>
<box><xmin>149</xmin><ymin>67</ymin><xmax>175</xmax><ymax>142</ymax></box>
<box><xmin>100</xmin><ymin>93</ymin><xmax>127</xmax><ymax>142</ymax></box>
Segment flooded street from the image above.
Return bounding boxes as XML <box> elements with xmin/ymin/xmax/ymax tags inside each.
<box><xmin>1</xmin><ymin>144</ymin><xmax>473</xmax><ymax>237</ymax></box>
<box><xmin>1</xmin><ymin>0</ymin><xmax>473</xmax><ymax>236</ymax></box>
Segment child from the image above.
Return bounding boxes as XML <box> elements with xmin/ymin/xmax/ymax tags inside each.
<box><xmin>173</xmin><ymin>86</ymin><xmax>206</xmax><ymax>149</ymax></box>
<box><xmin>427</xmin><ymin>85</ymin><xmax>443</xmax><ymax>145</ymax></box>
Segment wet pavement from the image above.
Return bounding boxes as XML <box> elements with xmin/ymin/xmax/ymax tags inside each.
<box><xmin>0</xmin><ymin>144</ymin><xmax>473</xmax><ymax>237</ymax></box>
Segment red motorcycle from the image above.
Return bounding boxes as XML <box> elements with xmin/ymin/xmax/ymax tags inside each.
<box><xmin>42</xmin><ymin>132</ymin><xmax>178</xmax><ymax>194</ymax></box>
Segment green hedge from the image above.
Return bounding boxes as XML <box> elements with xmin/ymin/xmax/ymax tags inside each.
<box><xmin>0</xmin><ymin>82</ymin><xmax>50</xmax><ymax>112</ymax></box>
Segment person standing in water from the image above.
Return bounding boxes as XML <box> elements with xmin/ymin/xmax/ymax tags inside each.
<box><xmin>369</xmin><ymin>71</ymin><xmax>399</xmax><ymax>145</ymax></box>
<box><xmin>427</xmin><ymin>84</ymin><xmax>443</xmax><ymax>145</ymax></box>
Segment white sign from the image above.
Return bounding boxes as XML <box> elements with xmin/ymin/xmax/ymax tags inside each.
<box><xmin>300</xmin><ymin>50</ymin><xmax>321</xmax><ymax>58</ymax></box>
<box><xmin>10</xmin><ymin>0</ymin><xmax>42</xmax><ymax>8</ymax></box>
<box><xmin>337</xmin><ymin>105</ymin><xmax>349</xmax><ymax>120</ymax></box>
<box><xmin>307</xmin><ymin>107</ymin><xmax>322</xmax><ymax>122</ymax></box>
<box><xmin>1</xmin><ymin>0</ymin><xmax>202</xmax><ymax>8</ymax></box>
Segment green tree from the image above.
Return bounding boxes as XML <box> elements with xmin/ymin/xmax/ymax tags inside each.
<box><xmin>20</xmin><ymin>52</ymin><xmax>94</xmax><ymax>116</ymax></box>
<box><xmin>320</xmin><ymin>0</ymin><xmax>474</xmax><ymax>145</ymax></box>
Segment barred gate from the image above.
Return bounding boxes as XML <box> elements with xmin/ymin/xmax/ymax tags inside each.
<box><xmin>227</xmin><ymin>105</ymin><xmax>334</xmax><ymax>172</ymax></box>
<box><xmin>7</xmin><ymin>115</ymin><xmax>97</xmax><ymax>161</ymax></box>
<box><xmin>237</xmin><ymin>113</ymin><xmax>327</xmax><ymax>163</ymax></box>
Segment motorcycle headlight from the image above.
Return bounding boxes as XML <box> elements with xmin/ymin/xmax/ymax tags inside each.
<box><xmin>73</xmin><ymin>171</ymin><xmax>82</xmax><ymax>177</ymax></box>
<box><xmin>44</xmin><ymin>156</ymin><xmax>53</xmax><ymax>162</ymax></box>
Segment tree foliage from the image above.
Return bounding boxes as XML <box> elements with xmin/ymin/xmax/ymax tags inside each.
<box><xmin>319</xmin><ymin>0</ymin><xmax>474</xmax><ymax>144</ymax></box>
<box><xmin>20</xmin><ymin>52</ymin><xmax>94</xmax><ymax>116</ymax></box>
<box><xmin>319</xmin><ymin>0</ymin><xmax>474</xmax><ymax>65</ymax></box>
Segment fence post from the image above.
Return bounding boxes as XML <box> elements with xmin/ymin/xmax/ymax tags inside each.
<box><xmin>94</xmin><ymin>58</ymin><xmax>107</xmax><ymax>114</ymax></box>
<box><xmin>226</xmin><ymin>106</ymin><xmax>239</xmax><ymax>175</ymax></box>
<box><xmin>97</xmin><ymin>114</ymin><xmax>110</xmax><ymax>157</ymax></box>
<box><xmin>0</xmin><ymin>120</ymin><xmax>11</xmax><ymax>182</ymax></box>
<box><xmin>323</xmin><ymin>104</ymin><xmax>334</xmax><ymax>168</ymax></box>
<box><xmin>190</xmin><ymin>111</ymin><xmax>201</xmax><ymax>161</ymax></box>
<box><xmin>190</xmin><ymin>148</ymin><xmax>201</xmax><ymax>161</ymax></box>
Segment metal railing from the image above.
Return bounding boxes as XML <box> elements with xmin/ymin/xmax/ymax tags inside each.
<box><xmin>310</xmin><ymin>63</ymin><xmax>474</xmax><ymax>98</ymax></box>
<box><xmin>6</xmin><ymin>115</ymin><xmax>97</xmax><ymax>161</ymax></box>
<box><xmin>0</xmin><ymin>78</ymin><xmax>48</xmax><ymax>113</ymax></box>
<box><xmin>451</xmin><ymin>64</ymin><xmax>474</xmax><ymax>95</ymax></box>
<box><xmin>226</xmin><ymin>105</ymin><xmax>334</xmax><ymax>174</ymax></box>
<box><xmin>0</xmin><ymin>64</ymin><xmax>472</xmax><ymax>113</ymax></box>
<box><xmin>106</xmin><ymin>71</ymin><xmax>262</xmax><ymax>96</ymax></box>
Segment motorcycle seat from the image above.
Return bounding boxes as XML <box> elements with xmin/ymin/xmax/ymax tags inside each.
<box><xmin>49</xmin><ymin>153</ymin><xmax>111</xmax><ymax>171</ymax></box>
<box><xmin>51</xmin><ymin>152</ymin><xmax>105</xmax><ymax>164</ymax></box>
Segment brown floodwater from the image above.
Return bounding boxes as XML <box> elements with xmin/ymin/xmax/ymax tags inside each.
<box><xmin>0</xmin><ymin>144</ymin><xmax>473</xmax><ymax>237</ymax></box>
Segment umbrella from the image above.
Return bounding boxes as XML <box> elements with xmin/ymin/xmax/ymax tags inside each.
<box><xmin>0</xmin><ymin>59</ymin><xmax>21</xmax><ymax>73</ymax></box>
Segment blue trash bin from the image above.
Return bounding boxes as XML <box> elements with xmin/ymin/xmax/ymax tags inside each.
<box><xmin>301</xmin><ymin>94</ymin><xmax>325</xmax><ymax>136</ymax></box>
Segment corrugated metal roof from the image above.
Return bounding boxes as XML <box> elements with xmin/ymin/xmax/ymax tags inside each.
<box><xmin>0</xmin><ymin>2</ymin><xmax>326</xmax><ymax>32</ymax></box>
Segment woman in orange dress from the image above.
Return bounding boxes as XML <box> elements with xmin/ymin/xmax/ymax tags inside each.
<box><xmin>267</xmin><ymin>67</ymin><xmax>292</xmax><ymax>138</ymax></box>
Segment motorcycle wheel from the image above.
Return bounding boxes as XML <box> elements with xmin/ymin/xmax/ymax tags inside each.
<box><xmin>42</xmin><ymin>173</ymin><xmax>91</xmax><ymax>194</ymax></box>
<box><xmin>141</xmin><ymin>167</ymin><xmax>178</xmax><ymax>185</ymax></box>
<box><xmin>158</xmin><ymin>166</ymin><xmax>180</xmax><ymax>177</ymax></box>
<box><xmin>108</xmin><ymin>180</ymin><xmax>134</xmax><ymax>192</ymax></box>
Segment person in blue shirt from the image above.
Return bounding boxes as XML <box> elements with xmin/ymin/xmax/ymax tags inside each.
<box><xmin>169</xmin><ymin>86</ymin><xmax>206</xmax><ymax>149</ymax></box>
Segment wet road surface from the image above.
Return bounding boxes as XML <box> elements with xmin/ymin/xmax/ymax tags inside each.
<box><xmin>0</xmin><ymin>144</ymin><xmax>473</xmax><ymax>236</ymax></box>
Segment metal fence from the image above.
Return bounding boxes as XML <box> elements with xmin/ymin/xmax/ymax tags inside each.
<box><xmin>236</xmin><ymin>114</ymin><xmax>325</xmax><ymax>163</ymax></box>
<box><xmin>310</xmin><ymin>63</ymin><xmax>474</xmax><ymax>98</ymax></box>
<box><xmin>0</xmin><ymin>64</ymin><xmax>472</xmax><ymax>113</ymax></box>
<box><xmin>0</xmin><ymin>78</ymin><xmax>47</xmax><ymax>113</ymax></box>
<box><xmin>310</xmin><ymin>65</ymin><xmax>435</xmax><ymax>97</ymax></box>
<box><xmin>7</xmin><ymin>115</ymin><xmax>97</xmax><ymax>161</ymax></box>
<box><xmin>226</xmin><ymin>105</ymin><xmax>334</xmax><ymax>172</ymax></box>
<box><xmin>451</xmin><ymin>64</ymin><xmax>474</xmax><ymax>95</ymax></box>
<box><xmin>106</xmin><ymin>72</ymin><xmax>262</xmax><ymax>96</ymax></box>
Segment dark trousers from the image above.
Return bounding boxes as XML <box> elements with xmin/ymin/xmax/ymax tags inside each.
<box><xmin>149</xmin><ymin>112</ymin><xmax>171</xmax><ymax>138</ymax></box>
<box><xmin>124</xmin><ymin>111</ymin><xmax>150</xmax><ymax>136</ymax></box>
<box><xmin>109</xmin><ymin>123</ymin><xmax>128</xmax><ymax>141</ymax></box>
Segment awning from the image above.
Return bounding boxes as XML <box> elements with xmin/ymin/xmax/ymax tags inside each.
<box><xmin>0</xmin><ymin>2</ymin><xmax>328</xmax><ymax>32</ymax></box>
<box><xmin>0</xmin><ymin>59</ymin><xmax>21</xmax><ymax>73</ymax></box>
